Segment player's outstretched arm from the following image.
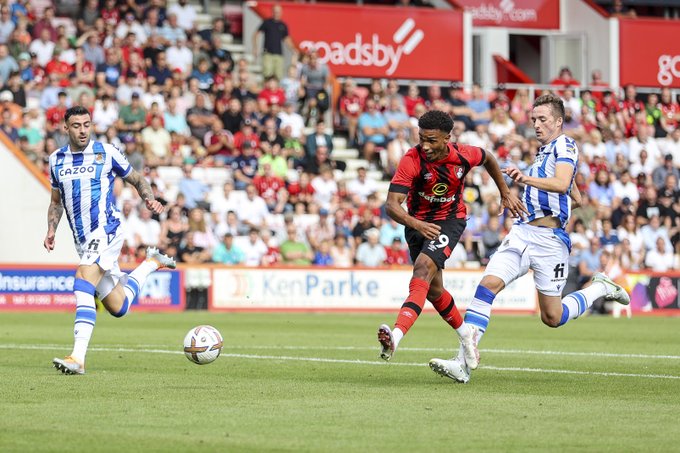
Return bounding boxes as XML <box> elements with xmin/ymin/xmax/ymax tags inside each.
<box><xmin>385</xmin><ymin>191</ymin><xmax>440</xmax><ymax>240</ymax></box>
<box><xmin>44</xmin><ymin>188</ymin><xmax>63</xmax><ymax>252</ymax></box>
<box><xmin>503</xmin><ymin>162</ymin><xmax>573</xmax><ymax>194</ymax></box>
<box><xmin>483</xmin><ymin>152</ymin><xmax>528</xmax><ymax>218</ymax></box>
<box><xmin>124</xmin><ymin>169</ymin><xmax>164</xmax><ymax>214</ymax></box>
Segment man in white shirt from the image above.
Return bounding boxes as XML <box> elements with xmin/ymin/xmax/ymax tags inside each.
<box><xmin>167</xmin><ymin>0</ymin><xmax>197</xmax><ymax>32</ymax></box>
<box><xmin>165</xmin><ymin>36</ymin><xmax>193</xmax><ymax>76</ymax></box>
<box><xmin>611</xmin><ymin>169</ymin><xmax>639</xmax><ymax>204</ymax></box>
<box><xmin>278</xmin><ymin>101</ymin><xmax>305</xmax><ymax>139</ymax></box>
<box><xmin>133</xmin><ymin>206</ymin><xmax>161</xmax><ymax>247</ymax></box>
<box><xmin>92</xmin><ymin>94</ymin><xmax>119</xmax><ymax>135</ymax></box>
<box><xmin>238</xmin><ymin>183</ymin><xmax>271</xmax><ymax>231</ymax></box>
<box><xmin>29</xmin><ymin>28</ymin><xmax>55</xmax><ymax>67</ymax></box>
<box><xmin>347</xmin><ymin>166</ymin><xmax>378</xmax><ymax>204</ymax></box>
<box><xmin>240</xmin><ymin>228</ymin><xmax>269</xmax><ymax>267</ymax></box>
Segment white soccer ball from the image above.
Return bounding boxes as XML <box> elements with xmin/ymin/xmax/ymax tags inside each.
<box><xmin>183</xmin><ymin>325</ymin><xmax>223</xmax><ymax>365</ymax></box>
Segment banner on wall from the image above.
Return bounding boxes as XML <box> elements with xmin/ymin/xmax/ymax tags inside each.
<box><xmin>450</xmin><ymin>0</ymin><xmax>560</xmax><ymax>29</ymax></box>
<box><xmin>620</xmin><ymin>18</ymin><xmax>680</xmax><ymax>88</ymax></box>
<box><xmin>0</xmin><ymin>266</ymin><xmax>184</xmax><ymax>311</ymax></box>
<box><xmin>211</xmin><ymin>268</ymin><xmax>536</xmax><ymax>311</ymax></box>
<box><xmin>626</xmin><ymin>272</ymin><xmax>680</xmax><ymax>313</ymax></box>
<box><xmin>250</xmin><ymin>2</ymin><xmax>463</xmax><ymax>80</ymax></box>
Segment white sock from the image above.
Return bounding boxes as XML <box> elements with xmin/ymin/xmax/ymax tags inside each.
<box><xmin>71</xmin><ymin>278</ymin><xmax>97</xmax><ymax>363</ymax></box>
<box><xmin>455</xmin><ymin>322</ymin><xmax>471</xmax><ymax>339</ymax></box>
<box><xmin>392</xmin><ymin>327</ymin><xmax>404</xmax><ymax>349</ymax></box>
<box><xmin>558</xmin><ymin>281</ymin><xmax>609</xmax><ymax>326</ymax></box>
<box><xmin>119</xmin><ymin>260</ymin><xmax>158</xmax><ymax>313</ymax></box>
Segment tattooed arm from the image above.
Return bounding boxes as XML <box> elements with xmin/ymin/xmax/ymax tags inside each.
<box><xmin>44</xmin><ymin>189</ymin><xmax>63</xmax><ymax>251</ymax></box>
<box><xmin>125</xmin><ymin>169</ymin><xmax>164</xmax><ymax>214</ymax></box>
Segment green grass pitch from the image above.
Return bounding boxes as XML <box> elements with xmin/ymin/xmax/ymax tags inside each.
<box><xmin>1</xmin><ymin>311</ymin><xmax>679</xmax><ymax>452</ymax></box>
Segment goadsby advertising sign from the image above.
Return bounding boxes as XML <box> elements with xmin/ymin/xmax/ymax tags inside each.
<box><xmin>450</xmin><ymin>0</ymin><xmax>560</xmax><ymax>29</ymax></box>
<box><xmin>620</xmin><ymin>18</ymin><xmax>680</xmax><ymax>88</ymax></box>
<box><xmin>250</xmin><ymin>2</ymin><xmax>463</xmax><ymax>80</ymax></box>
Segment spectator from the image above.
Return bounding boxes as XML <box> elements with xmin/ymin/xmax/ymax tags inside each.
<box><xmin>159</xmin><ymin>205</ymin><xmax>188</xmax><ymax>252</ymax></box>
<box><xmin>641</xmin><ymin>214</ymin><xmax>672</xmax><ymax>252</ymax></box>
<box><xmin>599</xmin><ymin>218</ymin><xmax>620</xmax><ymax>252</ymax></box>
<box><xmin>165</xmin><ymin>35</ymin><xmax>192</xmax><ymax>75</ymax></box>
<box><xmin>235</xmin><ymin>228</ymin><xmax>265</xmax><ymax>266</ymax></box>
<box><xmin>385</xmin><ymin>237</ymin><xmax>409</xmax><ymax>265</ymax></box>
<box><xmin>281</xmin><ymin>65</ymin><xmax>303</xmax><ymax>110</ymax></box>
<box><xmin>488</xmin><ymin>105</ymin><xmax>516</xmax><ymax>144</ymax></box>
<box><xmin>467</xmin><ymin>83</ymin><xmax>491</xmax><ymax>126</ymax></box>
<box><xmin>347</xmin><ymin>166</ymin><xmax>378</xmax><ymax>205</ymax></box>
<box><xmin>645</xmin><ymin>237</ymin><xmax>674</xmax><ymax>271</ymax></box>
<box><xmin>612</xmin><ymin>169</ymin><xmax>639</xmax><ymax>205</ymax></box>
<box><xmin>178</xmin><ymin>164</ymin><xmax>210</xmax><ymax>210</ymax></box>
<box><xmin>214</xmin><ymin>210</ymin><xmax>247</xmax><ymax>238</ymax></box>
<box><xmin>116</xmin><ymin>12</ymin><xmax>147</xmax><ymax>47</ymax></box>
<box><xmin>578</xmin><ymin>237</ymin><xmax>602</xmax><ymax>287</ymax></box>
<box><xmin>383</xmin><ymin>95</ymin><xmax>410</xmax><ymax>140</ymax></box>
<box><xmin>252</xmin><ymin>4</ymin><xmax>296</xmax><ymax>81</ymax></box>
<box><xmin>0</xmin><ymin>108</ymin><xmax>17</xmax><ymax>141</ymax></box>
<box><xmin>307</xmin><ymin>208</ymin><xmax>336</xmax><ymax>251</ymax></box>
<box><xmin>550</xmin><ymin>66</ymin><xmax>579</xmax><ymax>90</ymax></box>
<box><xmin>253</xmin><ymin>162</ymin><xmax>286</xmax><ymax>212</ymax></box>
<box><xmin>278</xmin><ymin>100</ymin><xmax>305</xmax><ymax>140</ymax></box>
<box><xmin>608</xmin><ymin>0</ymin><xmax>637</xmax><ymax>18</ymax></box>
<box><xmin>179</xmin><ymin>231</ymin><xmax>212</xmax><ymax>264</ymax></box>
<box><xmin>312</xmin><ymin>239</ymin><xmax>334</xmax><ymax>266</ymax></box>
<box><xmin>337</xmin><ymin>78</ymin><xmax>363</xmax><ymax>146</ymax></box>
<box><xmin>132</xmin><ymin>206</ymin><xmax>161</xmax><ymax>247</ymax></box>
<box><xmin>187</xmin><ymin>93</ymin><xmax>216</xmax><ymax>139</ymax></box>
<box><xmin>239</xmin><ymin>183</ymin><xmax>271</xmax><ymax>231</ymax></box>
<box><xmin>212</xmin><ymin>233</ymin><xmax>245</xmax><ymax>265</ymax></box>
<box><xmin>358</xmin><ymin>98</ymin><xmax>389</xmax><ymax>166</ymax></box>
<box><xmin>355</xmin><ymin>228</ymin><xmax>387</xmax><ymax>267</ymax></box>
<box><xmin>304</xmin><ymin>120</ymin><xmax>333</xmax><ymax>161</ymax></box>
<box><xmin>660</xmin><ymin>128</ymin><xmax>680</xmax><ymax>162</ymax></box>
<box><xmin>187</xmin><ymin>207</ymin><xmax>217</xmax><ymax>252</ymax></box>
<box><xmin>311</xmin><ymin>164</ymin><xmax>338</xmax><ymax>211</ymax></box>
<box><xmin>167</xmin><ymin>0</ymin><xmax>197</xmax><ymax>32</ymax></box>
<box><xmin>448</xmin><ymin>82</ymin><xmax>475</xmax><ymax>131</ymax></box>
<box><xmin>652</xmin><ymin>154</ymin><xmax>680</xmax><ymax>190</ymax></box>
<box><xmin>385</xmin><ymin>127</ymin><xmax>411</xmax><ymax>177</ymax></box>
<box><xmin>329</xmin><ymin>234</ymin><xmax>354</xmax><ymax>268</ymax></box>
<box><xmin>280</xmin><ymin>222</ymin><xmax>313</xmax><ymax>265</ymax></box>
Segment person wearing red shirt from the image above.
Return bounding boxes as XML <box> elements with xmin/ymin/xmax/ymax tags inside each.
<box><xmin>377</xmin><ymin>109</ymin><xmax>526</xmax><ymax>367</ymax></box>
<box><xmin>100</xmin><ymin>0</ymin><xmax>120</xmax><ymax>27</ymax></box>
<box><xmin>204</xmin><ymin>119</ymin><xmax>236</xmax><ymax>166</ymax></box>
<box><xmin>233</xmin><ymin>122</ymin><xmax>260</xmax><ymax>152</ymax></box>
<box><xmin>621</xmin><ymin>84</ymin><xmax>645</xmax><ymax>137</ymax></box>
<box><xmin>385</xmin><ymin>237</ymin><xmax>409</xmax><ymax>265</ymax></box>
<box><xmin>45</xmin><ymin>91</ymin><xmax>69</xmax><ymax>135</ymax></box>
<box><xmin>253</xmin><ymin>162</ymin><xmax>286</xmax><ymax>211</ymax></box>
<box><xmin>257</xmin><ymin>75</ymin><xmax>286</xmax><ymax>107</ymax></box>
<box><xmin>549</xmin><ymin>66</ymin><xmax>580</xmax><ymax>93</ymax></box>
<box><xmin>337</xmin><ymin>79</ymin><xmax>364</xmax><ymax>146</ymax></box>
<box><xmin>589</xmin><ymin>69</ymin><xmax>609</xmax><ymax>102</ymax></box>
<box><xmin>45</xmin><ymin>50</ymin><xmax>74</xmax><ymax>88</ymax></box>
<box><xmin>403</xmin><ymin>82</ymin><xmax>425</xmax><ymax>117</ymax></box>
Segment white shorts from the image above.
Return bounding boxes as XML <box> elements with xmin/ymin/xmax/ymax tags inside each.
<box><xmin>483</xmin><ymin>223</ymin><xmax>569</xmax><ymax>297</ymax></box>
<box><xmin>75</xmin><ymin>228</ymin><xmax>127</xmax><ymax>298</ymax></box>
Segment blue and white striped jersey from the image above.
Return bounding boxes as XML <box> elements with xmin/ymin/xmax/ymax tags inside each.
<box><xmin>519</xmin><ymin>134</ymin><xmax>578</xmax><ymax>229</ymax></box>
<box><xmin>49</xmin><ymin>140</ymin><xmax>131</xmax><ymax>246</ymax></box>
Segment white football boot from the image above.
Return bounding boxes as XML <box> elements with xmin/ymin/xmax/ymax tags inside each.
<box><xmin>592</xmin><ymin>273</ymin><xmax>630</xmax><ymax>305</ymax></box>
<box><xmin>53</xmin><ymin>356</ymin><xmax>85</xmax><ymax>375</ymax></box>
<box><xmin>429</xmin><ymin>357</ymin><xmax>470</xmax><ymax>384</ymax></box>
<box><xmin>146</xmin><ymin>246</ymin><xmax>177</xmax><ymax>270</ymax></box>
<box><xmin>377</xmin><ymin>324</ymin><xmax>395</xmax><ymax>361</ymax></box>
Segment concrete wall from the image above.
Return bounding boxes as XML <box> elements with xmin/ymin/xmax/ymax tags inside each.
<box><xmin>0</xmin><ymin>145</ymin><xmax>77</xmax><ymax>264</ymax></box>
<box><xmin>562</xmin><ymin>0</ymin><xmax>612</xmax><ymax>85</ymax></box>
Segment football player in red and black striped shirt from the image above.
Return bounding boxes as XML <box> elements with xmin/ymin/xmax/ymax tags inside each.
<box><xmin>377</xmin><ymin>110</ymin><xmax>526</xmax><ymax>367</ymax></box>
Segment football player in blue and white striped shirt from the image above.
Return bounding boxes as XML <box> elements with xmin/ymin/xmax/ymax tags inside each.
<box><xmin>430</xmin><ymin>93</ymin><xmax>631</xmax><ymax>383</ymax></box>
<box><xmin>44</xmin><ymin>106</ymin><xmax>176</xmax><ymax>375</ymax></box>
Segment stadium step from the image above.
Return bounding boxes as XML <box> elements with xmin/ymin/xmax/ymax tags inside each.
<box><xmin>332</xmin><ymin>136</ymin><xmax>347</xmax><ymax>150</ymax></box>
<box><xmin>344</xmin><ymin>158</ymin><xmax>370</xmax><ymax>171</ymax></box>
<box><xmin>332</xmin><ymin>148</ymin><xmax>358</xmax><ymax>161</ymax></box>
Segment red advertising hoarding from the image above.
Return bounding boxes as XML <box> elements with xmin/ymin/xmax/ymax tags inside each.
<box><xmin>251</xmin><ymin>2</ymin><xmax>463</xmax><ymax>80</ymax></box>
<box><xmin>449</xmin><ymin>0</ymin><xmax>560</xmax><ymax>30</ymax></box>
<box><xmin>620</xmin><ymin>18</ymin><xmax>680</xmax><ymax>88</ymax></box>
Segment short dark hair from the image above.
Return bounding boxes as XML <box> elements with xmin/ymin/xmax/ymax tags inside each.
<box><xmin>418</xmin><ymin>110</ymin><xmax>453</xmax><ymax>133</ymax></box>
<box><xmin>64</xmin><ymin>106</ymin><xmax>91</xmax><ymax>124</ymax></box>
<box><xmin>533</xmin><ymin>93</ymin><xmax>565</xmax><ymax>121</ymax></box>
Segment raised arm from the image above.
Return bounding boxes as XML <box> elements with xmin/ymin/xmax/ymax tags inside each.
<box><xmin>124</xmin><ymin>169</ymin><xmax>164</xmax><ymax>214</ymax></box>
<box><xmin>44</xmin><ymin>188</ymin><xmax>63</xmax><ymax>251</ymax></box>
<box><xmin>483</xmin><ymin>151</ymin><xmax>528</xmax><ymax>218</ymax></box>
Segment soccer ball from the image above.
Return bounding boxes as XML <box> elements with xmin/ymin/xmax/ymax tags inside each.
<box><xmin>183</xmin><ymin>325</ymin><xmax>223</xmax><ymax>365</ymax></box>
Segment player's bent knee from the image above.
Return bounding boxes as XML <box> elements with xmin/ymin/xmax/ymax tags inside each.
<box><xmin>541</xmin><ymin>312</ymin><xmax>562</xmax><ymax>328</ymax></box>
<box><xmin>110</xmin><ymin>299</ymin><xmax>130</xmax><ymax>318</ymax></box>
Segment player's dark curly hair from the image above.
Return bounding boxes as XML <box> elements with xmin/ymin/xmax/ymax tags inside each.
<box><xmin>533</xmin><ymin>93</ymin><xmax>565</xmax><ymax>121</ymax></box>
<box><xmin>64</xmin><ymin>105</ymin><xmax>91</xmax><ymax>124</ymax></box>
<box><xmin>418</xmin><ymin>110</ymin><xmax>453</xmax><ymax>133</ymax></box>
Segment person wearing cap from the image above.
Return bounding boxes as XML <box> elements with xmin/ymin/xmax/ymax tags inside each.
<box><xmin>307</xmin><ymin>207</ymin><xmax>336</xmax><ymax>251</ymax></box>
<box><xmin>384</xmin><ymin>236</ymin><xmax>409</xmax><ymax>266</ymax></box>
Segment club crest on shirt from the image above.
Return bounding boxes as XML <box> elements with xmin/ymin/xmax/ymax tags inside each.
<box><xmin>455</xmin><ymin>166</ymin><xmax>464</xmax><ymax>179</ymax></box>
<box><xmin>95</xmin><ymin>153</ymin><xmax>104</xmax><ymax>164</ymax></box>
<box><xmin>424</xmin><ymin>173</ymin><xmax>432</xmax><ymax>180</ymax></box>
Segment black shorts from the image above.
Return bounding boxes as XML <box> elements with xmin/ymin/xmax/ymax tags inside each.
<box><xmin>405</xmin><ymin>219</ymin><xmax>467</xmax><ymax>269</ymax></box>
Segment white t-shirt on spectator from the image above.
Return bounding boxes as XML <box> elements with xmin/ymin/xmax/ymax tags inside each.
<box><xmin>347</xmin><ymin>177</ymin><xmax>378</xmax><ymax>204</ymax></box>
<box><xmin>278</xmin><ymin>111</ymin><xmax>305</xmax><ymax>139</ymax></box>
<box><xmin>92</xmin><ymin>100</ymin><xmax>119</xmax><ymax>132</ymax></box>
<box><xmin>311</xmin><ymin>176</ymin><xmax>338</xmax><ymax>210</ymax></box>
<box><xmin>167</xmin><ymin>3</ymin><xmax>197</xmax><ymax>31</ymax></box>
<box><xmin>141</xmin><ymin>126</ymin><xmax>172</xmax><ymax>159</ymax></box>
<box><xmin>611</xmin><ymin>180</ymin><xmax>639</xmax><ymax>203</ymax></box>
<box><xmin>29</xmin><ymin>39</ymin><xmax>55</xmax><ymax>67</ymax></box>
<box><xmin>628</xmin><ymin>136</ymin><xmax>661</xmax><ymax>166</ymax></box>
<box><xmin>659</xmin><ymin>136</ymin><xmax>680</xmax><ymax>163</ymax></box>
<box><xmin>115</xmin><ymin>21</ymin><xmax>148</xmax><ymax>47</ymax></box>
<box><xmin>241</xmin><ymin>239</ymin><xmax>268</xmax><ymax>266</ymax></box>
<box><xmin>238</xmin><ymin>195</ymin><xmax>270</xmax><ymax>228</ymax></box>
<box><xmin>166</xmin><ymin>45</ymin><xmax>193</xmax><ymax>75</ymax></box>
<box><xmin>645</xmin><ymin>248</ymin><xmax>674</xmax><ymax>272</ymax></box>
<box><xmin>134</xmin><ymin>218</ymin><xmax>161</xmax><ymax>247</ymax></box>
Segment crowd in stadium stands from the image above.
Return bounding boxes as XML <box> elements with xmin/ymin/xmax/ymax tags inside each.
<box><xmin>2</xmin><ymin>1</ymin><xmax>680</xmax><ymax>291</ymax></box>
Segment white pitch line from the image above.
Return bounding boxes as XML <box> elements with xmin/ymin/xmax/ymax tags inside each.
<box><xmin>3</xmin><ymin>343</ymin><xmax>680</xmax><ymax>361</ymax></box>
<box><xmin>3</xmin><ymin>344</ymin><xmax>680</xmax><ymax>380</ymax></box>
